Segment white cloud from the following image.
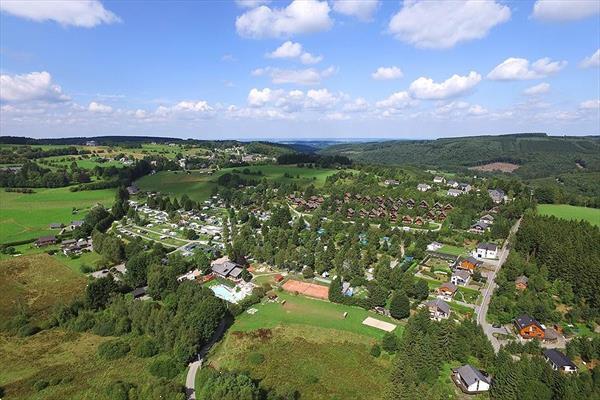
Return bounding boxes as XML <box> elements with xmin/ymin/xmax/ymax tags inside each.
<box><xmin>388</xmin><ymin>0</ymin><xmax>510</xmax><ymax>49</ymax></box>
<box><xmin>580</xmin><ymin>49</ymin><xmax>600</xmax><ymax>68</ymax></box>
<box><xmin>372</xmin><ymin>66</ymin><xmax>403</xmax><ymax>80</ymax></box>
<box><xmin>468</xmin><ymin>104</ymin><xmax>488</xmax><ymax>116</ymax></box>
<box><xmin>248</xmin><ymin>87</ymin><xmax>282</xmax><ymax>107</ymax></box>
<box><xmin>332</xmin><ymin>0</ymin><xmax>379</xmax><ymax>22</ymax></box>
<box><xmin>88</xmin><ymin>101</ymin><xmax>112</xmax><ymax>113</ymax></box>
<box><xmin>409</xmin><ymin>71</ymin><xmax>481</xmax><ymax>100</ymax></box>
<box><xmin>154</xmin><ymin>100</ymin><xmax>214</xmax><ymax>117</ymax></box>
<box><xmin>487</xmin><ymin>57</ymin><xmax>567</xmax><ymax>80</ymax></box>
<box><xmin>306</xmin><ymin>89</ymin><xmax>338</xmax><ymax>108</ymax></box>
<box><xmin>236</xmin><ymin>0</ymin><xmax>332</xmax><ymax>38</ymax></box>
<box><xmin>343</xmin><ymin>97</ymin><xmax>369</xmax><ymax>112</ymax></box>
<box><xmin>172</xmin><ymin>101</ymin><xmax>213</xmax><ymax>112</ymax></box>
<box><xmin>524</xmin><ymin>82</ymin><xmax>550</xmax><ymax>95</ymax></box>
<box><xmin>325</xmin><ymin>112</ymin><xmax>350</xmax><ymax>120</ymax></box>
<box><xmin>580</xmin><ymin>99</ymin><xmax>600</xmax><ymax>109</ymax></box>
<box><xmin>235</xmin><ymin>0</ymin><xmax>271</xmax><ymax>8</ymax></box>
<box><xmin>267</xmin><ymin>41</ymin><xmax>322</xmax><ymax>64</ymax></box>
<box><xmin>0</xmin><ymin>71</ymin><xmax>69</xmax><ymax>103</ymax></box>
<box><xmin>0</xmin><ymin>0</ymin><xmax>120</xmax><ymax>28</ymax></box>
<box><xmin>253</xmin><ymin>66</ymin><xmax>336</xmax><ymax>85</ymax></box>
<box><xmin>532</xmin><ymin>0</ymin><xmax>600</xmax><ymax>22</ymax></box>
<box><xmin>376</xmin><ymin>91</ymin><xmax>413</xmax><ymax>109</ymax></box>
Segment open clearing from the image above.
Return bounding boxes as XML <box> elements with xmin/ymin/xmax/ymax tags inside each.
<box><xmin>0</xmin><ymin>254</ymin><xmax>86</xmax><ymax>323</ymax></box>
<box><xmin>469</xmin><ymin>162</ymin><xmax>520</xmax><ymax>173</ymax></box>
<box><xmin>538</xmin><ymin>204</ymin><xmax>600</xmax><ymax>227</ymax></box>
<box><xmin>0</xmin><ymin>187</ymin><xmax>115</xmax><ymax>244</ymax></box>
<box><xmin>362</xmin><ymin>317</ymin><xmax>396</xmax><ymax>332</ymax></box>
<box><xmin>136</xmin><ymin>165</ymin><xmax>338</xmax><ymax>202</ymax></box>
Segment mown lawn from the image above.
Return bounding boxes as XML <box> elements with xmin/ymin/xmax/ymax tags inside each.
<box><xmin>206</xmin><ymin>324</ymin><xmax>393</xmax><ymax>400</ymax></box>
<box><xmin>537</xmin><ymin>204</ymin><xmax>600</xmax><ymax>227</ymax></box>
<box><xmin>0</xmin><ymin>187</ymin><xmax>115</xmax><ymax>244</ymax></box>
<box><xmin>438</xmin><ymin>244</ymin><xmax>467</xmax><ymax>256</ymax></box>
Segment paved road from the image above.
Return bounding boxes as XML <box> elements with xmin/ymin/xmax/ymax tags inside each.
<box><xmin>185</xmin><ymin>319</ymin><xmax>228</xmax><ymax>400</ymax></box>
<box><xmin>475</xmin><ymin>218</ymin><xmax>522</xmax><ymax>353</ymax></box>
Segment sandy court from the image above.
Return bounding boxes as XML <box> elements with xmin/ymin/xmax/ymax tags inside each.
<box><xmin>362</xmin><ymin>317</ymin><xmax>396</xmax><ymax>332</ymax></box>
<box><xmin>282</xmin><ymin>279</ymin><xmax>329</xmax><ymax>300</ymax></box>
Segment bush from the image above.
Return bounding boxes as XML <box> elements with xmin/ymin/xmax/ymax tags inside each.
<box><xmin>106</xmin><ymin>380</ymin><xmax>135</xmax><ymax>400</ymax></box>
<box><xmin>18</xmin><ymin>324</ymin><xmax>41</xmax><ymax>337</ymax></box>
<box><xmin>370</xmin><ymin>344</ymin><xmax>381</xmax><ymax>357</ymax></box>
<box><xmin>248</xmin><ymin>352</ymin><xmax>265</xmax><ymax>365</ymax></box>
<box><xmin>134</xmin><ymin>338</ymin><xmax>159</xmax><ymax>358</ymax></box>
<box><xmin>148</xmin><ymin>358</ymin><xmax>180</xmax><ymax>379</ymax></box>
<box><xmin>33</xmin><ymin>379</ymin><xmax>49</xmax><ymax>391</ymax></box>
<box><xmin>382</xmin><ymin>332</ymin><xmax>398</xmax><ymax>353</ymax></box>
<box><xmin>98</xmin><ymin>340</ymin><xmax>130</xmax><ymax>360</ymax></box>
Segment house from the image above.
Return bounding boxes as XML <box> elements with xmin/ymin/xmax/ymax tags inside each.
<box><xmin>406</xmin><ymin>199</ymin><xmax>415</xmax><ymax>208</ymax></box>
<box><xmin>515</xmin><ymin>275</ymin><xmax>528</xmax><ymax>290</ymax></box>
<box><xmin>479</xmin><ymin>214</ymin><xmax>495</xmax><ymax>224</ymax></box>
<box><xmin>274</xmin><ymin>274</ymin><xmax>284</xmax><ymax>283</ymax></box>
<box><xmin>211</xmin><ymin>260</ymin><xmax>242</xmax><ymax>279</ymax></box>
<box><xmin>451</xmin><ymin>269</ymin><xmax>471</xmax><ymax>286</ymax></box>
<box><xmin>453</xmin><ymin>365</ymin><xmax>491</xmax><ymax>393</ymax></box>
<box><xmin>447</xmin><ymin>180</ymin><xmax>459</xmax><ymax>188</ymax></box>
<box><xmin>437</xmin><ymin>282</ymin><xmax>458</xmax><ymax>301</ymax></box>
<box><xmin>384</xmin><ymin>179</ymin><xmax>399</xmax><ymax>186</ymax></box>
<box><xmin>85</xmin><ymin>140</ymin><xmax>98</xmax><ymax>146</ymax></box>
<box><xmin>127</xmin><ymin>185</ymin><xmax>140</xmax><ymax>195</ymax></box>
<box><xmin>70</xmin><ymin>220</ymin><xmax>84</xmax><ymax>229</ymax></box>
<box><xmin>433</xmin><ymin>176</ymin><xmax>446</xmax><ymax>184</ymax></box>
<box><xmin>469</xmin><ymin>221</ymin><xmax>489</xmax><ymax>234</ymax></box>
<box><xmin>458</xmin><ymin>183</ymin><xmax>472</xmax><ymax>192</ymax></box>
<box><xmin>132</xmin><ymin>286</ymin><xmax>148</xmax><ymax>299</ymax></box>
<box><xmin>514</xmin><ymin>315</ymin><xmax>545</xmax><ymax>340</ymax></box>
<box><xmin>36</xmin><ymin>236</ymin><xmax>57</xmax><ymax>247</ymax></box>
<box><xmin>177</xmin><ymin>269</ymin><xmax>201</xmax><ymax>282</ymax></box>
<box><xmin>49</xmin><ymin>223</ymin><xmax>64</xmax><ymax>229</ymax></box>
<box><xmin>427</xmin><ymin>242</ymin><xmax>443</xmax><ymax>252</ymax></box>
<box><xmin>437</xmin><ymin>211</ymin><xmax>447</xmax><ymax>221</ymax></box>
<box><xmin>417</xmin><ymin>183</ymin><xmax>431</xmax><ymax>192</ymax></box>
<box><xmin>457</xmin><ymin>256</ymin><xmax>483</xmax><ymax>272</ymax></box>
<box><xmin>414</xmin><ymin>216</ymin><xmax>424</xmax><ymax>226</ymax></box>
<box><xmin>473</xmin><ymin>243</ymin><xmax>498</xmax><ymax>259</ymax></box>
<box><xmin>425</xmin><ymin>299</ymin><xmax>451</xmax><ymax>320</ymax></box>
<box><xmin>402</xmin><ymin>215</ymin><xmax>413</xmax><ymax>225</ymax></box>
<box><xmin>488</xmin><ymin>189</ymin><xmax>506</xmax><ymax>204</ymax></box>
<box><xmin>543</xmin><ymin>349</ymin><xmax>577</xmax><ymax>373</ymax></box>
<box><xmin>447</xmin><ymin>188</ymin><xmax>462</xmax><ymax>197</ymax></box>
<box><xmin>419</xmin><ymin>200</ymin><xmax>429</xmax><ymax>209</ymax></box>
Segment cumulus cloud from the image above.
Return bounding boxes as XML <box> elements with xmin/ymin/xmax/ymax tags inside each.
<box><xmin>388</xmin><ymin>0</ymin><xmax>510</xmax><ymax>49</ymax></box>
<box><xmin>524</xmin><ymin>82</ymin><xmax>550</xmax><ymax>96</ymax></box>
<box><xmin>253</xmin><ymin>66</ymin><xmax>336</xmax><ymax>85</ymax></box>
<box><xmin>155</xmin><ymin>100</ymin><xmax>214</xmax><ymax>117</ymax></box>
<box><xmin>487</xmin><ymin>57</ymin><xmax>567</xmax><ymax>80</ymax></box>
<box><xmin>235</xmin><ymin>0</ymin><xmax>271</xmax><ymax>8</ymax></box>
<box><xmin>468</xmin><ymin>104</ymin><xmax>488</xmax><ymax>116</ymax></box>
<box><xmin>580</xmin><ymin>99</ymin><xmax>600</xmax><ymax>109</ymax></box>
<box><xmin>343</xmin><ymin>97</ymin><xmax>369</xmax><ymax>112</ymax></box>
<box><xmin>247</xmin><ymin>87</ymin><xmax>341</xmax><ymax>110</ymax></box>
<box><xmin>580</xmin><ymin>49</ymin><xmax>600</xmax><ymax>68</ymax></box>
<box><xmin>409</xmin><ymin>71</ymin><xmax>481</xmax><ymax>100</ymax></box>
<box><xmin>0</xmin><ymin>0</ymin><xmax>120</xmax><ymax>28</ymax></box>
<box><xmin>532</xmin><ymin>0</ymin><xmax>600</xmax><ymax>21</ymax></box>
<box><xmin>88</xmin><ymin>101</ymin><xmax>112</xmax><ymax>113</ymax></box>
<box><xmin>332</xmin><ymin>0</ymin><xmax>379</xmax><ymax>21</ymax></box>
<box><xmin>0</xmin><ymin>71</ymin><xmax>69</xmax><ymax>103</ymax></box>
<box><xmin>236</xmin><ymin>0</ymin><xmax>332</xmax><ymax>38</ymax></box>
<box><xmin>372</xmin><ymin>66</ymin><xmax>403</xmax><ymax>80</ymax></box>
<box><xmin>267</xmin><ymin>41</ymin><xmax>322</xmax><ymax>64</ymax></box>
<box><xmin>376</xmin><ymin>91</ymin><xmax>413</xmax><ymax>109</ymax></box>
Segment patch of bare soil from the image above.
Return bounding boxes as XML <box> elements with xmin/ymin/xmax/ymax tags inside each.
<box><xmin>470</xmin><ymin>162</ymin><xmax>520</xmax><ymax>173</ymax></box>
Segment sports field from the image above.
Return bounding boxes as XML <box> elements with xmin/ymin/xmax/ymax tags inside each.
<box><xmin>538</xmin><ymin>204</ymin><xmax>600</xmax><ymax>227</ymax></box>
<box><xmin>282</xmin><ymin>279</ymin><xmax>329</xmax><ymax>299</ymax></box>
<box><xmin>136</xmin><ymin>165</ymin><xmax>338</xmax><ymax>202</ymax></box>
<box><xmin>0</xmin><ymin>187</ymin><xmax>115</xmax><ymax>244</ymax></box>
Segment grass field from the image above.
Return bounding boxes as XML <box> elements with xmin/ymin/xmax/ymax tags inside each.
<box><xmin>207</xmin><ymin>324</ymin><xmax>393</xmax><ymax>400</ymax></box>
<box><xmin>438</xmin><ymin>244</ymin><xmax>467</xmax><ymax>256</ymax></box>
<box><xmin>0</xmin><ymin>187</ymin><xmax>115</xmax><ymax>244</ymax></box>
<box><xmin>537</xmin><ymin>204</ymin><xmax>600</xmax><ymax>227</ymax></box>
<box><xmin>136</xmin><ymin>165</ymin><xmax>338</xmax><ymax>202</ymax></box>
<box><xmin>0</xmin><ymin>329</ymin><xmax>165</xmax><ymax>400</ymax></box>
<box><xmin>0</xmin><ymin>254</ymin><xmax>86</xmax><ymax>323</ymax></box>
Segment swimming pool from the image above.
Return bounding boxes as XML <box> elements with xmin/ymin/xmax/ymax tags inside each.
<box><xmin>210</xmin><ymin>283</ymin><xmax>251</xmax><ymax>304</ymax></box>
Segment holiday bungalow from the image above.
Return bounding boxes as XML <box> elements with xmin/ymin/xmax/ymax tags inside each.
<box><xmin>514</xmin><ymin>315</ymin><xmax>545</xmax><ymax>340</ymax></box>
<box><xmin>447</xmin><ymin>188</ymin><xmax>462</xmax><ymax>197</ymax></box>
<box><xmin>433</xmin><ymin>176</ymin><xmax>446</xmax><ymax>184</ymax></box>
<box><xmin>452</xmin><ymin>365</ymin><xmax>491</xmax><ymax>393</ymax></box>
<box><xmin>469</xmin><ymin>221</ymin><xmax>489</xmax><ymax>234</ymax></box>
<box><xmin>456</xmin><ymin>256</ymin><xmax>483</xmax><ymax>272</ymax></box>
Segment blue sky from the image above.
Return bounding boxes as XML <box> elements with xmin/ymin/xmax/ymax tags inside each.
<box><xmin>0</xmin><ymin>0</ymin><xmax>598</xmax><ymax>139</ymax></box>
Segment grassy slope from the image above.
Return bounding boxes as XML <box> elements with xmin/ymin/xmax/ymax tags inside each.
<box><xmin>0</xmin><ymin>254</ymin><xmax>87</xmax><ymax>323</ymax></box>
<box><xmin>0</xmin><ymin>187</ymin><xmax>115</xmax><ymax>243</ymax></box>
<box><xmin>537</xmin><ymin>204</ymin><xmax>600</xmax><ymax>226</ymax></box>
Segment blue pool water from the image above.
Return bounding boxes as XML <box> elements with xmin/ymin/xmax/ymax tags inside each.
<box><xmin>211</xmin><ymin>284</ymin><xmax>238</xmax><ymax>303</ymax></box>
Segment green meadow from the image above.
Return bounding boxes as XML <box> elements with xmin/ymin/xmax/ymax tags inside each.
<box><xmin>537</xmin><ymin>204</ymin><xmax>600</xmax><ymax>227</ymax></box>
<box><xmin>136</xmin><ymin>165</ymin><xmax>339</xmax><ymax>202</ymax></box>
<box><xmin>0</xmin><ymin>187</ymin><xmax>115</xmax><ymax>244</ymax></box>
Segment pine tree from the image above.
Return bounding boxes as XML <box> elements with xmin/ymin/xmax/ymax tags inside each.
<box><xmin>389</xmin><ymin>290</ymin><xmax>410</xmax><ymax>319</ymax></box>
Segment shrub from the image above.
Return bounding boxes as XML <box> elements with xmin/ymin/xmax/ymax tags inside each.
<box><xmin>148</xmin><ymin>358</ymin><xmax>180</xmax><ymax>379</ymax></box>
<box><xmin>106</xmin><ymin>380</ymin><xmax>135</xmax><ymax>400</ymax></box>
<box><xmin>98</xmin><ymin>340</ymin><xmax>130</xmax><ymax>360</ymax></box>
<box><xmin>248</xmin><ymin>352</ymin><xmax>265</xmax><ymax>365</ymax></box>
<box><xmin>33</xmin><ymin>379</ymin><xmax>49</xmax><ymax>391</ymax></box>
<box><xmin>370</xmin><ymin>344</ymin><xmax>381</xmax><ymax>358</ymax></box>
<box><xmin>382</xmin><ymin>332</ymin><xmax>398</xmax><ymax>353</ymax></box>
<box><xmin>134</xmin><ymin>338</ymin><xmax>159</xmax><ymax>358</ymax></box>
<box><xmin>18</xmin><ymin>324</ymin><xmax>41</xmax><ymax>337</ymax></box>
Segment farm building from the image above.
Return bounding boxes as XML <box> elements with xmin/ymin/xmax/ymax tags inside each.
<box><xmin>35</xmin><ymin>236</ymin><xmax>57</xmax><ymax>247</ymax></box>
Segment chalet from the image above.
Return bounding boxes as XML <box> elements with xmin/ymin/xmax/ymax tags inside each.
<box><xmin>127</xmin><ymin>185</ymin><xmax>140</xmax><ymax>195</ymax></box>
<box><xmin>457</xmin><ymin>256</ymin><xmax>483</xmax><ymax>272</ymax></box>
<box><xmin>473</xmin><ymin>243</ymin><xmax>498</xmax><ymax>259</ymax></box>
<box><xmin>417</xmin><ymin>183</ymin><xmax>431</xmax><ymax>192</ymax></box>
<box><xmin>453</xmin><ymin>365</ymin><xmax>491</xmax><ymax>393</ymax></box>
<box><xmin>469</xmin><ymin>221</ymin><xmax>489</xmax><ymax>234</ymax></box>
<box><xmin>433</xmin><ymin>202</ymin><xmax>443</xmax><ymax>210</ymax></box>
<box><xmin>514</xmin><ymin>315</ymin><xmax>545</xmax><ymax>340</ymax></box>
<box><xmin>447</xmin><ymin>188</ymin><xmax>462</xmax><ymax>197</ymax></box>
<box><xmin>479</xmin><ymin>214</ymin><xmax>495</xmax><ymax>225</ymax></box>
<box><xmin>402</xmin><ymin>215</ymin><xmax>413</xmax><ymax>225</ymax></box>
<box><xmin>426</xmin><ymin>210</ymin><xmax>436</xmax><ymax>220</ymax></box>
<box><xmin>433</xmin><ymin>176</ymin><xmax>446</xmax><ymax>184</ymax></box>
<box><xmin>447</xmin><ymin>180</ymin><xmax>459</xmax><ymax>188</ymax></box>
<box><xmin>419</xmin><ymin>200</ymin><xmax>429</xmax><ymax>209</ymax></box>
<box><xmin>451</xmin><ymin>269</ymin><xmax>471</xmax><ymax>286</ymax></box>
<box><xmin>414</xmin><ymin>216</ymin><xmax>424</xmax><ymax>226</ymax></box>
<box><xmin>437</xmin><ymin>211</ymin><xmax>447</xmax><ymax>221</ymax></box>
<box><xmin>458</xmin><ymin>183</ymin><xmax>472</xmax><ymax>192</ymax></box>
<box><xmin>427</xmin><ymin>242</ymin><xmax>443</xmax><ymax>252</ymax></box>
<box><xmin>543</xmin><ymin>349</ymin><xmax>577</xmax><ymax>373</ymax></box>
<box><xmin>444</xmin><ymin>203</ymin><xmax>454</xmax><ymax>211</ymax></box>
<box><xmin>425</xmin><ymin>299</ymin><xmax>450</xmax><ymax>321</ymax></box>
<box><xmin>406</xmin><ymin>199</ymin><xmax>415</xmax><ymax>208</ymax></box>
<box><xmin>515</xmin><ymin>275</ymin><xmax>528</xmax><ymax>290</ymax></box>
<box><xmin>488</xmin><ymin>189</ymin><xmax>506</xmax><ymax>204</ymax></box>
<box><xmin>437</xmin><ymin>282</ymin><xmax>458</xmax><ymax>301</ymax></box>
<box><xmin>35</xmin><ymin>236</ymin><xmax>57</xmax><ymax>247</ymax></box>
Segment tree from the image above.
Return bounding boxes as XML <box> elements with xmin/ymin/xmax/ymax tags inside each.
<box><xmin>86</xmin><ymin>276</ymin><xmax>118</xmax><ymax>310</ymax></box>
<box><xmin>390</xmin><ymin>290</ymin><xmax>410</xmax><ymax>319</ymax></box>
<box><xmin>302</xmin><ymin>266</ymin><xmax>315</xmax><ymax>279</ymax></box>
<box><xmin>328</xmin><ymin>277</ymin><xmax>344</xmax><ymax>303</ymax></box>
<box><xmin>382</xmin><ymin>332</ymin><xmax>398</xmax><ymax>353</ymax></box>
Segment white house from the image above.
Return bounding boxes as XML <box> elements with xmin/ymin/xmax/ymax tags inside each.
<box><xmin>427</xmin><ymin>241</ymin><xmax>443</xmax><ymax>252</ymax></box>
<box><xmin>458</xmin><ymin>183</ymin><xmax>472</xmax><ymax>192</ymax></box>
<box><xmin>447</xmin><ymin>180</ymin><xmax>459</xmax><ymax>188</ymax></box>
<box><xmin>433</xmin><ymin>176</ymin><xmax>446</xmax><ymax>184</ymax></box>
<box><xmin>473</xmin><ymin>243</ymin><xmax>498</xmax><ymax>259</ymax></box>
<box><xmin>488</xmin><ymin>189</ymin><xmax>506</xmax><ymax>204</ymax></box>
<box><xmin>543</xmin><ymin>349</ymin><xmax>578</xmax><ymax>373</ymax></box>
<box><xmin>451</xmin><ymin>269</ymin><xmax>471</xmax><ymax>286</ymax></box>
<box><xmin>425</xmin><ymin>299</ymin><xmax>450</xmax><ymax>321</ymax></box>
<box><xmin>417</xmin><ymin>183</ymin><xmax>431</xmax><ymax>192</ymax></box>
<box><xmin>454</xmin><ymin>365</ymin><xmax>490</xmax><ymax>393</ymax></box>
<box><xmin>447</xmin><ymin>188</ymin><xmax>462</xmax><ymax>197</ymax></box>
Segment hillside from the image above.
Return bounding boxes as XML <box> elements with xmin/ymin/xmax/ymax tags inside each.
<box><xmin>321</xmin><ymin>133</ymin><xmax>600</xmax><ymax>179</ymax></box>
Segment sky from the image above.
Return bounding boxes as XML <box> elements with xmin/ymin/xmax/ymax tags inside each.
<box><xmin>0</xmin><ymin>0</ymin><xmax>599</xmax><ymax>140</ymax></box>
